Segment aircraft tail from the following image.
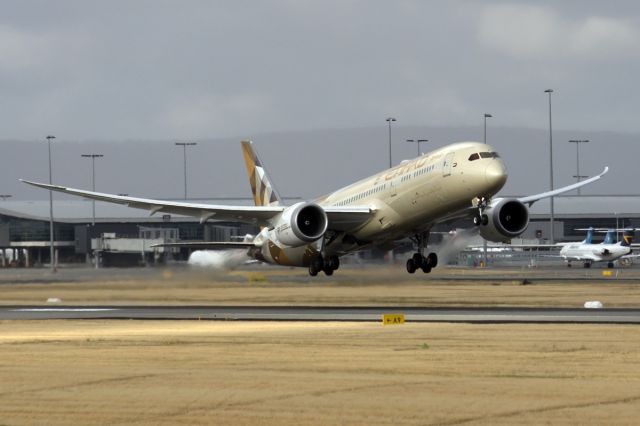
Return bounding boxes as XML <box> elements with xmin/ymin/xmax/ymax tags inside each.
<box><xmin>603</xmin><ymin>230</ymin><xmax>616</xmax><ymax>244</ymax></box>
<box><xmin>582</xmin><ymin>228</ymin><xmax>594</xmax><ymax>244</ymax></box>
<box><xmin>620</xmin><ymin>230</ymin><xmax>634</xmax><ymax>247</ymax></box>
<box><xmin>241</xmin><ymin>140</ymin><xmax>282</xmax><ymax>207</ymax></box>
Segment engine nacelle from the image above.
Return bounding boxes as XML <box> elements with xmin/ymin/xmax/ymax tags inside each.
<box><xmin>272</xmin><ymin>202</ymin><xmax>328</xmax><ymax>247</ymax></box>
<box><xmin>479</xmin><ymin>198</ymin><xmax>529</xmax><ymax>242</ymax></box>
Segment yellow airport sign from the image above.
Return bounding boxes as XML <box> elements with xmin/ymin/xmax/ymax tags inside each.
<box><xmin>602</xmin><ymin>270</ymin><xmax>613</xmax><ymax>277</ymax></box>
<box><xmin>382</xmin><ymin>313</ymin><xmax>405</xmax><ymax>325</ymax></box>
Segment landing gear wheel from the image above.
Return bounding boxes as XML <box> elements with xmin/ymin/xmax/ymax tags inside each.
<box><xmin>308</xmin><ymin>256</ymin><xmax>324</xmax><ymax>276</ymax></box>
<box><xmin>406</xmin><ymin>258</ymin><xmax>417</xmax><ymax>274</ymax></box>
<box><xmin>427</xmin><ymin>252</ymin><xmax>438</xmax><ymax>269</ymax></box>
<box><xmin>607</xmin><ymin>262</ymin><xmax>614</xmax><ymax>268</ymax></box>
<box><xmin>323</xmin><ymin>267</ymin><xmax>334</xmax><ymax>276</ymax></box>
<box><xmin>583</xmin><ymin>262</ymin><xmax>591</xmax><ymax>268</ymax></box>
<box><xmin>326</xmin><ymin>255</ymin><xmax>340</xmax><ymax>271</ymax></box>
<box><xmin>481</xmin><ymin>214</ymin><xmax>489</xmax><ymax>226</ymax></box>
<box><xmin>473</xmin><ymin>215</ymin><xmax>482</xmax><ymax>226</ymax></box>
<box><xmin>421</xmin><ymin>264</ymin><xmax>432</xmax><ymax>273</ymax></box>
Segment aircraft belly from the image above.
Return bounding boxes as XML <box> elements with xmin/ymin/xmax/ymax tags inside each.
<box><xmin>260</xmin><ymin>240</ymin><xmax>319</xmax><ymax>267</ymax></box>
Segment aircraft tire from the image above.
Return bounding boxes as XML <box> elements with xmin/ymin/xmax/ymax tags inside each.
<box><xmin>583</xmin><ymin>262</ymin><xmax>591</xmax><ymax>268</ymax></box>
<box><xmin>309</xmin><ymin>265</ymin><xmax>319</xmax><ymax>276</ymax></box>
<box><xmin>324</xmin><ymin>267</ymin><xmax>334</xmax><ymax>276</ymax></box>
<box><xmin>421</xmin><ymin>264</ymin><xmax>432</xmax><ymax>273</ymax></box>
<box><xmin>607</xmin><ymin>262</ymin><xmax>614</xmax><ymax>268</ymax></box>
<box><xmin>427</xmin><ymin>252</ymin><xmax>438</xmax><ymax>268</ymax></box>
<box><xmin>406</xmin><ymin>258</ymin><xmax>417</xmax><ymax>274</ymax></box>
<box><xmin>326</xmin><ymin>255</ymin><xmax>340</xmax><ymax>271</ymax></box>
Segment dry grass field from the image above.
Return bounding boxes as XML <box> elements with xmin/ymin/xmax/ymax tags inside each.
<box><xmin>2</xmin><ymin>265</ymin><xmax>640</xmax><ymax>424</ymax></box>
<box><xmin>0</xmin><ymin>264</ymin><xmax>640</xmax><ymax>307</ymax></box>
<box><xmin>1</xmin><ymin>320</ymin><xmax>640</xmax><ymax>425</ymax></box>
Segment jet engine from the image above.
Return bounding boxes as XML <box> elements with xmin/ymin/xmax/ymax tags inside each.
<box><xmin>272</xmin><ymin>202</ymin><xmax>328</xmax><ymax>247</ymax></box>
<box><xmin>478</xmin><ymin>198</ymin><xmax>529</xmax><ymax>242</ymax></box>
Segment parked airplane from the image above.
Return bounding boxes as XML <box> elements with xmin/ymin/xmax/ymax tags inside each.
<box><xmin>22</xmin><ymin>140</ymin><xmax>608</xmax><ymax>276</ymax></box>
<box><xmin>561</xmin><ymin>228</ymin><xmax>635</xmax><ymax>268</ymax></box>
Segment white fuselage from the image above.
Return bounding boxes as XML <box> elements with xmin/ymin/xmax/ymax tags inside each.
<box><xmin>560</xmin><ymin>242</ymin><xmax>631</xmax><ymax>264</ymax></box>
<box><xmin>254</xmin><ymin>142</ymin><xmax>507</xmax><ymax>266</ymax></box>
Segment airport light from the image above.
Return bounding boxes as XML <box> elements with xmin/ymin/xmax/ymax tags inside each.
<box><xmin>483</xmin><ymin>114</ymin><xmax>492</xmax><ymax>144</ymax></box>
<box><xmin>386</xmin><ymin>117</ymin><xmax>396</xmax><ymax>168</ymax></box>
<box><xmin>568</xmin><ymin>140</ymin><xmax>589</xmax><ymax>195</ymax></box>
<box><xmin>0</xmin><ymin>194</ymin><xmax>12</xmax><ymax>201</ymax></box>
<box><xmin>175</xmin><ymin>142</ymin><xmax>197</xmax><ymax>199</ymax></box>
<box><xmin>81</xmin><ymin>154</ymin><xmax>104</xmax><ymax>225</ymax></box>
<box><xmin>406</xmin><ymin>139</ymin><xmax>428</xmax><ymax>156</ymax></box>
<box><xmin>544</xmin><ymin>89</ymin><xmax>555</xmax><ymax>243</ymax></box>
<box><xmin>46</xmin><ymin>135</ymin><xmax>56</xmax><ymax>272</ymax></box>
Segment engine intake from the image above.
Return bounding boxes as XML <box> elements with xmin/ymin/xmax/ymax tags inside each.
<box><xmin>273</xmin><ymin>202</ymin><xmax>328</xmax><ymax>247</ymax></box>
<box><xmin>479</xmin><ymin>198</ymin><xmax>529</xmax><ymax>242</ymax></box>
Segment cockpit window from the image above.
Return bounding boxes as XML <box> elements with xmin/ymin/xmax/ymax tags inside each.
<box><xmin>468</xmin><ymin>153</ymin><xmax>480</xmax><ymax>161</ymax></box>
<box><xmin>479</xmin><ymin>152</ymin><xmax>500</xmax><ymax>159</ymax></box>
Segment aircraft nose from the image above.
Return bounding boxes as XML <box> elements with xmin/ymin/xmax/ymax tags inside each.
<box><xmin>485</xmin><ymin>161</ymin><xmax>507</xmax><ymax>190</ymax></box>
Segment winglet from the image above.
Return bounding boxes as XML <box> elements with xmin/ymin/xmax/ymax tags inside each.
<box><xmin>241</xmin><ymin>140</ymin><xmax>282</xmax><ymax>207</ymax></box>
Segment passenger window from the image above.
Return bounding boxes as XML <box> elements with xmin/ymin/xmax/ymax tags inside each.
<box><xmin>468</xmin><ymin>153</ymin><xmax>480</xmax><ymax>161</ymax></box>
<box><xmin>479</xmin><ymin>152</ymin><xmax>492</xmax><ymax>158</ymax></box>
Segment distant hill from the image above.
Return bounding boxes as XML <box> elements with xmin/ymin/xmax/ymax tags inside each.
<box><xmin>2</xmin><ymin>125</ymin><xmax>635</xmax><ymax>201</ymax></box>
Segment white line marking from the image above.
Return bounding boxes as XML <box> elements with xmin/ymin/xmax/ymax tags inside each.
<box><xmin>11</xmin><ymin>308</ymin><xmax>120</xmax><ymax>312</ymax></box>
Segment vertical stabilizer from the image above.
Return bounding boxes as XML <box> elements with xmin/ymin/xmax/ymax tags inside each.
<box><xmin>582</xmin><ymin>228</ymin><xmax>594</xmax><ymax>244</ymax></box>
<box><xmin>241</xmin><ymin>140</ymin><xmax>282</xmax><ymax>207</ymax></box>
<box><xmin>603</xmin><ymin>230</ymin><xmax>615</xmax><ymax>245</ymax></box>
<box><xmin>620</xmin><ymin>230</ymin><xmax>634</xmax><ymax>247</ymax></box>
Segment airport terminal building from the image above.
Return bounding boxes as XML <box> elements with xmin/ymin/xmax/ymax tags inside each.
<box><xmin>1</xmin><ymin>194</ymin><xmax>639</xmax><ymax>267</ymax></box>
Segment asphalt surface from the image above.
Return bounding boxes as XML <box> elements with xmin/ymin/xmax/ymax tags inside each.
<box><xmin>2</xmin><ymin>306</ymin><xmax>640</xmax><ymax>323</ymax></box>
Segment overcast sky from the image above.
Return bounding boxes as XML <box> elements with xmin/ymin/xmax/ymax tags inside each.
<box><xmin>2</xmin><ymin>1</ymin><xmax>640</xmax><ymax>141</ymax></box>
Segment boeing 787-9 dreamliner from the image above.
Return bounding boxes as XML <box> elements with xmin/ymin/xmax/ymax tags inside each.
<box><xmin>22</xmin><ymin>140</ymin><xmax>608</xmax><ymax>276</ymax></box>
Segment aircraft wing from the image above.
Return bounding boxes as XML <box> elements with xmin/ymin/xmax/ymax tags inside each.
<box><xmin>20</xmin><ymin>180</ymin><xmax>283</xmax><ymax>224</ymax></box>
<box><xmin>518</xmin><ymin>167</ymin><xmax>608</xmax><ymax>206</ymax></box>
<box><xmin>20</xmin><ymin>180</ymin><xmax>374</xmax><ymax>231</ymax></box>
<box><xmin>324</xmin><ymin>207</ymin><xmax>373</xmax><ymax>231</ymax></box>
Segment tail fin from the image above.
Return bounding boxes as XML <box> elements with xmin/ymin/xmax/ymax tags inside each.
<box><xmin>620</xmin><ymin>230</ymin><xmax>634</xmax><ymax>247</ymax></box>
<box><xmin>582</xmin><ymin>228</ymin><xmax>594</xmax><ymax>244</ymax></box>
<box><xmin>241</xmin><ymin>140</ymin><xmax>282</xmax><ymax>207</ymax></box>
<box><xmin>603</xmin><ymin>230</ymin><xmax>616</xmax><ymax>244</ymax></box>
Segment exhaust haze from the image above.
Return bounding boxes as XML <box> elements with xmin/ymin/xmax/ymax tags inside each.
<box><xmin>188</xmin><ymin>250</ymin><xmax>250</xmax><ymax>271</ymax></box>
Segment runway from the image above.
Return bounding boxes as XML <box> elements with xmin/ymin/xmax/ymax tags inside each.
<box><xmin>2</xmin><ymin>305</ymin><xmax>640</xmax><ymax>323</ymax></box>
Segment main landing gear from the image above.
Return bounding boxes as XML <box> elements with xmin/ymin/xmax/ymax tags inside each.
<box><xmin>308</xmin><ymin>254</ymin><xmax>340</xmax><ymax>276</ymax></box>
<box><xmin>406</xmin><ymin>232</ymin><xmax>438</xmax><ymax>274</ymax></box>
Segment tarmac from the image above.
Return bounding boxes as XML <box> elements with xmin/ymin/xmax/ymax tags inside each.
<box><xmin>3</xmin><ymin>305</ymin><xmax>640</xmax><ymax>323</ymax></box>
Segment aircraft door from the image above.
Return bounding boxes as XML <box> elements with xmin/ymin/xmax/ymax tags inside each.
<box><xmin>442</xmin><ymin>152</ymin><xmax>455</xmax><ymax>177</ymax></box>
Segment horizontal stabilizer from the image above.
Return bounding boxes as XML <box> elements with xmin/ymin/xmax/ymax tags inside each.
<box><xmin>150</xmin><ymin>241</ymin><xmax>256</xmax><ymax>249</ymax></box>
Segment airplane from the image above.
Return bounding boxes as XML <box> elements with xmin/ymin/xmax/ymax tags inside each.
<box><xmin>21</xmin><ymin>140</ymin><xmax>608</xmax><ymax>277</ymax></box>
<box><xmin>561</xmin><ymin>228</ymin><xmax>635</xmax><ymax>268</ymax></box>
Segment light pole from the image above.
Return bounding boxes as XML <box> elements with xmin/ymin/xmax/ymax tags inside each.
<box><xmin>405</xmin><ymin>139</ymin><xmax>428</xmax><ymax>157</ymax></box>
<box><xmin>175</xmin><ymin>142</ymin><xmax>197</xmax><ymax>199</ymax></box>
<box><xmin>544</xmin><ymin>89</ymin><xmax>555</xmax><ymax>243</ymax></box>
<box><xmin>81</xmin><ymin>154</ymin><xmax>104</xmax><ymax>225</ymax></box>
<box><xmin>46</xmin><ymin>135</ymin><xmax>56</xmax><ymax>272</ymax></box>
<box><xmin>386</xmin><ymin>117</ymin><xmax>396</xmax><ymax>168</ymax></box>
<box><xmin>483</xmin><ymin>113</ymin><xmax>492</xmax><ymax>144</ymax></box>
<box><xmin>568</xmin><ymin>139</ymin><xmax>589</xmax><ymax>195</ymax></box>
